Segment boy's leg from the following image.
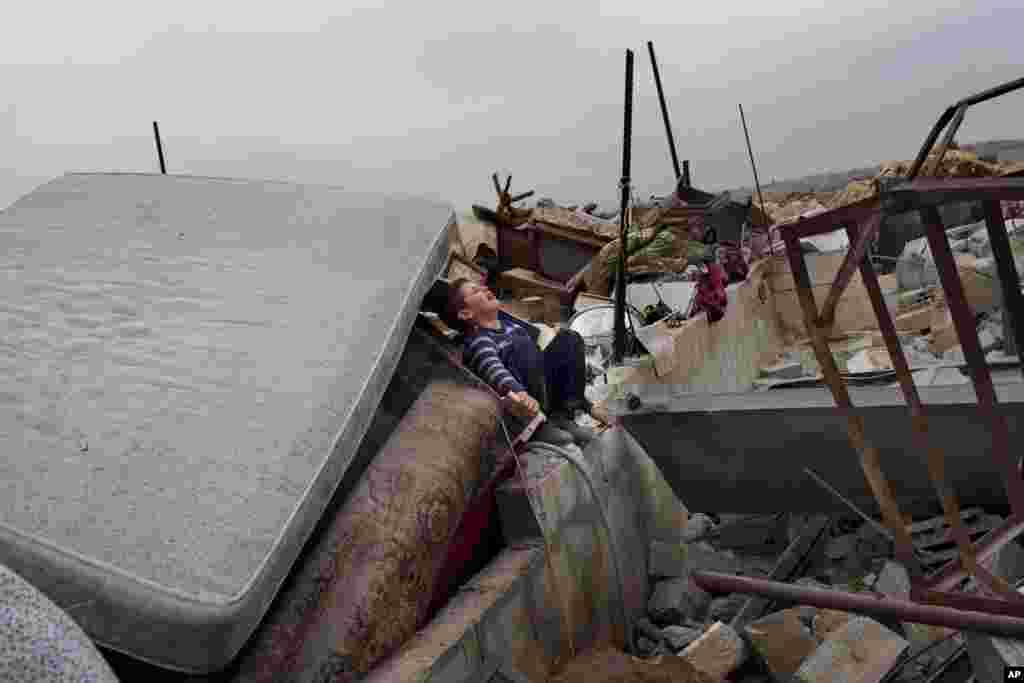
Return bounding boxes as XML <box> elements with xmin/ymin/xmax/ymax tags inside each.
<box><xmin>541</xmin><ymin>329</ymin><xmax>589</xmax><ymax>415</ymax></box>
<box><xmin>501</xmin><ymin>335</ymin><xmax>549</xmax><ymax>412</ymax></box>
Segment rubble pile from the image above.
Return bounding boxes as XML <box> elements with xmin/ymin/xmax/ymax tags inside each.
<box><xmin>629</xmin><ymin>510</ymin><xmax>990</xmax><ymax>683</ymax></box>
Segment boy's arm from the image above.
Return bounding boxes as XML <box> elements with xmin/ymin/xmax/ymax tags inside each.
<box><xmin>464</xmin><ymin>335</ymin><xmax>525</xmax><ymax>396</ymax></box>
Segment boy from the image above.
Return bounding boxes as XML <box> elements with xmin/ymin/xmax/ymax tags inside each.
<box><xmin>445</xmin><ymin>278</ymin><xmax>594</xmax><ymax>447</ymax></box>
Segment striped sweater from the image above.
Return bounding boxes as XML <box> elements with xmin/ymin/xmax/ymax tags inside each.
<box><xmin>462</xmin><ymin>311</ymin><xmax>534</xmax><ymax>396</ymax></box>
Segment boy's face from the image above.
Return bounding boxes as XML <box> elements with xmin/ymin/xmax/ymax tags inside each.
<box><xmin>456</xmin><ymin>282</ymin><xmax>499</xmax><ymax>324</ymax></box>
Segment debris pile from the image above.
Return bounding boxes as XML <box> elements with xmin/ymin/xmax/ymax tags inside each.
<box><xmin>626</xmin><ymin>509</ymin><xmax>994</xmax><ymax>683</ymax></box>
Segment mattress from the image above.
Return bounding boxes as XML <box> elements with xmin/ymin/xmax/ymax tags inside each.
<box><xmin>0</xmin><ymin>173</ymin><xmax>453</xmax><ymax>673</ymax></box>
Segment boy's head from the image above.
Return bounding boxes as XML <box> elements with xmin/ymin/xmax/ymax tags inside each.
<box><xmin>445</xmin><ymin>277</ymin><xmax>499</xmax><ymax>332</ymax></box>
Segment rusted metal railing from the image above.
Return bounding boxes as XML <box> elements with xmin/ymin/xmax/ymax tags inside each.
<box><xmin>695</xmin><ymin>74</ymin><xmax>1024</xmax><ymax>632</ymax></box>
<box><xmin>695</xmin><ymin>176</ymin><xmax>1024</xmax><ymax>635</ymax></box>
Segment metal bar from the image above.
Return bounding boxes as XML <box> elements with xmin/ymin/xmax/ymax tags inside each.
<box><xmin>804</xmin><ymin>467</ymin><xmax>891</xmax><ymax>540</ymax></box>
<box><xmin>908</xmin><ymin>107</ymin><xmax>958</xmax><ymax>181</ymax></box>
<box><xmin>922</xmin><ymin>205</ymin><xmax>1024</xmax><ymax>518</ymax></box>
<box><xmin>152</xmin><ymin>121</ymin><xmax>167</xmax><ymax>175</ymax></box>
<box><xmin>780</xmin><ymin>197</ymin><xmax>880</xmax><ymax>240</ymax></box>
<box><xmin>613</xmin><ymin>49</ymin><xmax>634</xmax><ymax>364</ymax></box>
<box><xmin>647</xmin><ymin>41</ymin><xmax>682</xmax><ymax>181</ymax></box>
<box><xmin>852</xmin><ymin>218</ymin><xmax>983</xmax><ymax>591</ymax></box>
<box><xmin>783</xmin><ymin>234</ymin><xmax>923</xmax><ymax>578</ymax></box>
<box><xmin>924</xmin><ymin>105</ymin><xmax>967</xmax><ymax>178</ymax></box>
<box><xmin>925</xmin><ymin>514</ymin><xmax>1024</xmax><ymax>592</ymax></box>
<box><xmin>886</xmin><ymin>178</ymin><xmax>1024</xmax><ymax>212</ymax></box>
<box><xmin>908</xmin><ymin>76</ymin><xmax>1024</xmax><ymax>180</ymax></box>
<box><xmin>982</xmin><ymin>199</ymin><xmax>1024</xmax><ymax>379</ymax></box>
<box><xmin>820</xmin><ymin>213</ymin><xmax>882</xmax><ymax>326</ymax></box>
<box><xmin>731</xmin><ymin>515</ymin><xmax>831</xmax><ymax>629</ymax></box>
<box><xmin>739</xmin><ymin>103</ymin><xmax>771</xmax><ymax>255</ymax></box>
<box><xmin>692</xmin><ymin>571</ymin><xmax>1024</xmax><ymax>638</ymax></box>
<box><xmin>912</xmin><ymin>585</ymin><xmax>1024</xmax><ymax>617</ymax></box>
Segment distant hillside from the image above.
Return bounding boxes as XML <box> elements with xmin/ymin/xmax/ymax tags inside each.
<box><xmin>726</xmin><ymin>138</ymin><xmax>1024</xmax><ymax>200</ymax></box>
<box><xmin>962</xmin><ymin>138</ymin><xmax>1024</xmax><ymax>162</ymax></box>
<box><xmin>728</xmin><ymin>165</ymin><xmax>878</xmax><ymax>199</ymax></box>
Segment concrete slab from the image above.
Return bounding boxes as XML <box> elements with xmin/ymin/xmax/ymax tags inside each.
<box><xmin>615</xmin><ymin>382</ymin><xmax>1024</xmax><ymax>513</ymax></box>
<box><xmin>0</xmin><ymin>173</ymin><xmax>453</xmax><ymax>673</ymax></box>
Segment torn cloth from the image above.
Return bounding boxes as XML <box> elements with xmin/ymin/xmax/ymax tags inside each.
<box><xmin>691</xmin><ymin>263</ymin><xmax>728</xmax><ymax>323</ymax></box>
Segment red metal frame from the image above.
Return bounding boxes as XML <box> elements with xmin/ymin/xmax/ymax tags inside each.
<box><xmin>695</xmin><ymin>175</ymin><xmax>1024</xmax><ymax>635</ymax></box>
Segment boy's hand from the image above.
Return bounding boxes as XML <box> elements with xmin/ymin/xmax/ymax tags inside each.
<box><xmin>505</xmin><ymin>391</ymin><xmax>540</xmax><ymax>418</ymax></box>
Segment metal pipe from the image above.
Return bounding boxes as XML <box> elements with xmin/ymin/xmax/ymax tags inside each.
<box><xmin>152</xmin><ymin>121</ymin><xmax>167</xmax><ymax>175</ymax></box>
<box><xmin>738</xmin><ymin>103</ymin><xmax>771</xmax><ymax>255</ymax></box>
<box><xmin>647</xmin><ymin>41</ymin><xmax>681</xmax><ymax>181</ymax></box>
<box><xmin>693</xmin><ymin>571</ymin><xmax>1024</xmax><ymax>638</ymax></box>
<box><xmin>804</xmin><ymin>467</ymin><xmax>892</xmax><ymax>541</ymax></box>
<box><xmin>908</xmin><ymin>76</ymin><xmax>1024</xmax><ymax>180</ymax></box>
<box><xmin>613</xmin><ymin>49</ymin><xmax>634</xmax><ymax>364</ymax></box>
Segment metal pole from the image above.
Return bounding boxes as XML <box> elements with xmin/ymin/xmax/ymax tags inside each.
<box><xmin>693</xmin><ymin>571</ymin><xmax>1024</xmax><ymax>639</ymax></box>
<box><xmin>152</xmin><ymin>121</ymin><xmax>167</xmax><ymax>175</ymax></box>
<box><xmin>739</xmin><ymin>104</ymin><xmax>770</xmax><ymax>254</ymax></box>
<box><xmin>613</xmin><ymin>49</ymin><xmax>634</xmax><ymax>364</ymax></box>
<box><xmin>647</xmin><ymin>41</ymin><xmax>681</xmax><ymax>181</ymax></box>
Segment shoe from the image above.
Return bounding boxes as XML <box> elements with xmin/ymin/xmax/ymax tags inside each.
<box><xmin>531</xmin><ymin>421</ymin><xmax>575</xmax><ymax>447</ymax></box>
<box><xmin>548</xmin><ymin>414</ymin><xmax>596</xmax><ymax>446</ymax></box>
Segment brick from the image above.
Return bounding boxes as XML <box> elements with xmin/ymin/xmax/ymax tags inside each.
<box><xmin>648</xmin><ymin>577</ymin><xmax>712</xmax><ymax>625</ymax></box>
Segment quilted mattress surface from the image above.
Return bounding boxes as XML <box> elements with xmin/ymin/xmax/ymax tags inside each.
<box><xmin>0</xmin><ymin>173</ymin><xmax>452</xmax><ymax>672</ymax></box>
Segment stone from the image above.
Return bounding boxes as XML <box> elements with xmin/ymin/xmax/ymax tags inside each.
<box><xmin>875</xmin><ymin>561</ymin><xmax>910</xmax><ymax>598</ymax></box>
<box><xmin>969</xmin><ymin>230</ymin><xmax>992</xmax><ymax>258</ymax></box>
<box><xmin>745</xmin><ymin>608</ymin><xmax>820</xmax><ymax>680</ymax></box>
<box><xmin>944</xmin><ymin>345</ymin><xmax>965</xmax><ymax>364</ymax></box>
<box><xmin>637</xmin><ymin>636</ymin><xmax>659</xmax><ymax>655</ymax></box>
<box><xmin>681</xmin><ymin>513</ymin><xmax>717</xmax><ymax>542</ymax></box>
<box><xmin>825</xmin><ymin>534</ymin><xmax>857</xmax><ymax>561</ymax></box>
<box><xmin>796</xmin><ymin>616</ymin><xmax>908</xmax><ymax>683</ymax></box>
<box><xmin>662</xmin><ymin>625</ymin><xmax>704</xmax><ymax>651</ymax></box>
<box><xmin>649</xmin><ymin>577</ymin><xmax>713</xmax><ymax>625</ymax></box>
<box><xmin>680</xmin><ymin>621</ymin><xmax>749</xmax><ymax>681</ymax></box>
<box><xmin>812</xmin><ymin>608</ymin><xmax>854</xmax><ymax>640</ymax></box>
<box><xmin>979</xmin><ymin>327</ymin><xmax>1000</xmax><ymax>352</ymax></box>
<box><xmin>707</xmin><ymin>593</ymin><xmax>749</xmax><ymax>624</ymax></box>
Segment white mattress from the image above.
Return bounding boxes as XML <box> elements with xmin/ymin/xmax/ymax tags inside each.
<box><xmin>0</xmin><ymin>173</ymin><xmax>453</xmax><ymax>673</ymax></box>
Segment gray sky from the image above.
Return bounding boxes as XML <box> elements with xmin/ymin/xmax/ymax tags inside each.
<box><xmin>2</xmin><ymin>0</ymin><xmax>1022</xmax><ymax>211</ymax></box>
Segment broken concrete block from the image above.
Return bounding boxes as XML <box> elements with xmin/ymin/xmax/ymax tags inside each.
<box><xmin>979</xmin><ymin>327</ymin><xmax>1000</xmax><ymax>353</ymax></box>
<box><xmin>855</xmin><ymin>523</ymin><xmax>893</xmax><ymax>560</ymax></box>
<box><xmin>876</xmin><ymin>561</ymin><xmax>910</xmax><ymax>598</ymax></box>
<box><xmin>969</xmin><ymin>230</ymin><xmax>992</xmax><ymax>258</ymax></box>
<box><xmin>825</xmin><ymin>534</ymin><xmax>857</xmax><ymax>561</ymax></box>
<box><xmin>707</xmin><ymin>593</ymin><xmax>749</xmax><ymax>625</ymax></box>
<box><xmin>662</xmin><ymin>625</ymin><xmax>704</xmax><ymax>651</ymax></box>
<box><xmin>795</xmin><ymin>616</ymin><xmax>908</xmax><ymax>683</ymax></box>
<box><xmin>680</xmin><ymin>621</ymin><xmax>749</xmax><ymax>681</ymax></box>
<box><xmin>681</xmin><ymin>513</ymin><xmax>716</xmax><ymax>542</ymax></box>
<box><xmin>745</xmin><ymin>608</ymin><xmax>819</xmax><ymax>680</ymax></box>
<box><xmin>649</xmin><ymin>577</ymin><xmax>712</xmax><ymax>625</ymax></box>
<box><xmin>812</xmin><ymin>608</ymin><xmax>853</xmax><ymax>640</ymax></box>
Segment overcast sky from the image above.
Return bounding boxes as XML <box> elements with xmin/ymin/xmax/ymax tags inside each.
<box><xmin>1</xmin><ymin>0</ymin><xmax>1022</xmax><ymax>211</ymax></box>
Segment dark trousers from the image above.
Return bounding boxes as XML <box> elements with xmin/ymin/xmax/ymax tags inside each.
<box><xmin>502</xmin><ymin>329</ymin><xmax>587</xmax><ymax>416</ymax></box>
